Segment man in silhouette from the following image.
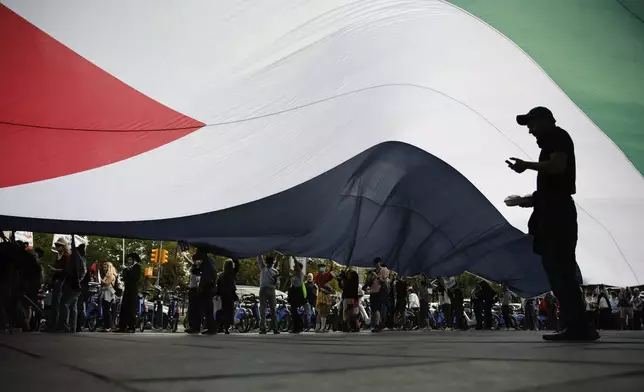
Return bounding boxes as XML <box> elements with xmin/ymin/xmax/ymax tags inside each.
<box><xmin>116</xmin><ymin>253</ymin><xmax>142</xmax><ymax>333</ymax></box>
<box><xmin>507</xmin><ymin>106</ymin><xmax>598</xmax><ymax>341</ymax></box>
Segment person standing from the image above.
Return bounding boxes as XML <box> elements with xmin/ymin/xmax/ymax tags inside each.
<box><xmin>58</xmin><ymin>240</ymin><xmax>86</xmax><ymax>333</ymax></box>
<box><xmin>98</xmin><ymin>262</ymin><xmax>116</xmax><ymax>332</ymax></box>
<box><xmin>257</xmin><ymin>254</ymin><xmax>280</xmax><ymax>334</ymax></box>
<box><xmin>452</xmin><ymin>282</ymin><xmax>465</xmax><ymax>330</ymax></box>
<box><xmin>339</xmin><ymin>268</ymin><xmax>360</xmax><ymax>332</ymax></box>
<box><xmin>524</xmin><ymin>298</ymin><xmax>538</xmax><ymax>330</ymax></box>
<box><xmin>46</xmin><ymin>237</ymin><xmax>70</xmax><ymax>331</ymax></box>
<box><xmin>584</xmin><ymin>288</ymin><xmax>597</xmax><ymax>329</ymax></box>
<box><xmin>394</xmin><ymin>276</ymin><xmax>408</xmax><ymax>329</ymax></box>
<box><xmin>507</xmin><ymin>106</ymin><xmax>598</xmax><ymax>341</ymax></box>
<box><xmin>196</xmin><ymin>249</ymin><xmax>217</xmax><ymax>335</ymax></box>
<box><xmin>632</xmin><ymin>288</ymin><xmax>642</xmax><ymax>330</ymax></box>
<box><xmin>416</xmin><ymin>275</ymin><xmax>430</xmax><ymax>330</ymax></box>
<box><xmin>304</xmin><ymin>273</ymin><xmax>317</xmax><ymax>331</ymax></box>
<box><xmin>315</xmin><ymin>263</ymin><xmax>335</xmax><ymax>332</ymax></box>
<box><xmin>501</xmin><ymin>285</ymin><xmax>512</xmax><ymax>330</ymax></box>
<box><xmin>287</xmin><ymin>257</ymin><xmax>305</xmax><ymax>334</ymax></box>
<box><xmin>116</xmin><ymin>253</ymin><xmax>142</xmax><ymax>333</ymax></box>
<box><xmin>618</xmin><ymin>287</ymin><xmax>634</xmax><ymax>330</ymax></box>
<box><xmin>436</xmin><ymin>279</ymin><xmax>452</xmax><ymax>329</ymax></box>
<box><xmin>216</xmin><ymin>258</ymin><xmax>239</xmax><ymax>334</ymax></box>
<box><xmin>370</xmin><ymin>258</ymin><xmax>390</xmax><ymax>333</ymax></box>
<box><xmin>478</xmin><ymin>280</ymin><xmax>495</xmax><ymax>330</ymax></box>
<box><xmin>472</xmin><ymin>284</ymin><xmax>483</xmax><ymax>330</ymax></box>
<box><xmin>596</xmin><ymin>285</ymin><xmax>612</xmax><ymax>330</ymax></box>
<box><xmin>185</xmin><ymin>256</ymin><xmax>202</xmax><ymax>333</ymax></box>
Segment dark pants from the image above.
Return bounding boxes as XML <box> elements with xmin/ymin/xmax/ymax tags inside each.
<box><xmin>218</xmin><ymin>294</ymin><xmax>235</xmax><ymax>331</ymax></box>
<box><xmin>288</xmin><ymin>286</ymin><xmax>304</xmax><ymax>333</ymax></box>
<box><xmin>419</xmin><ymin>299</ymin><xmax>429</xmax><ymax>328</ymax></box>
<box><xmin>102</xmin><ymin>300</ymin><xmax>113</xmax><ymax>329</ymax></box>
<box><xmin>118</xmin><ymin>290</ymin><xmax>138</xmax><ymax>331</ymax></box>
<box><xmin>380</xmin><ymin>289</ymin><xmax>390</xmax><ymax>329</ymax></box>
<box><xmin>0</xmin><ymin>283</ymin><xmax>26</xmax><ymax>331</ymax></box>
<box><xmin>441</xmin><ymin>303</ymin><xmax>452</xmax><ymax>328</ymax></box>
<box><xmin>483</xmin><ymin>300</ymin><xmax>493</xmax><ymax>329</ymax></box>
<box><xmin>0</xmin><ymin>281</ymin><xmax>10</xmax><ymax>330</ymax></box>
<box><xmin>454</xmin><ymin>303</ymin><xmax>464</xmax><ymax>330</ymax></box>
<box><xmin>524</xmin><ymin>305</ymin><xmax>537</xmax><ymax>330</ymax></box>
<box><xmin>473</xmin><ymin>299</ymin><xmax>483</xmax><ymax>329</ymax></box>
<box><xmin>199</xmin><ymin>286</ymin><xmax>216</xmax><ymax>332</ymax></box>
<box><xmin>541</xmin><ymin>252</ymin><xmax>588</xmax><ymax>332</ymax></box>
<box><xmin>532</xmin><ymin>196</ymin><xmax>589</xmax><ymax>332</ymax></box>
<box><xmin>187</xmin><ymin>288</ymin><xmax>201</xmax><ymax>331</ymax></box>
<box><xmin>598</xmin><ymin>308</ymin><xmax>612</xmax><ymax>330</ymax></box>
<box><xmin>48</xmin><ymin>280</ymin><xmax>63</xmax><ymax>330</ymax></box>
<box><xmin>633</xmin><ymin>310</ymin><xmax>642</xmax><ymax>330</ymax></box>
<box><xmin>58</xmin><ymin>285</ymin><xmax>80</xmax><ymax>332</ymax></box>
<box><xmin>502</xmin><ymin>305</ymin><xmax>511</xmax><ymax>329</ymax></box>
<box><xmin>585</xmin><ymin>310</ymin><xmax>597</xmax><ymax>328</ymax></box>
<box><xmin>77</xmin><ymin>295</ymin><xmax>86</xmax><ymax>331</ymax></box>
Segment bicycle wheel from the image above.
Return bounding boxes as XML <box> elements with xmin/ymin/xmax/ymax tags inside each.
<box><xmin>235</xmin><ymin>315</ymin><xmax>247</xmax><ymax>333</ymax></box>
<box><xmin>278</xmin><ymin>314</ymin><xmax>291</xmax><ymax>332</ymax></box>
<box><xmin>87</xmin><ymin>311</ymin><xmax>98</xmax><ymax>332</ymax></box>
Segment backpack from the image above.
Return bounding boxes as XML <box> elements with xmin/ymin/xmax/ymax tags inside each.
<box><xmin>113</xmin><ymin>273</ymin><xmax>124</xmax><ymax>296</ymax></box>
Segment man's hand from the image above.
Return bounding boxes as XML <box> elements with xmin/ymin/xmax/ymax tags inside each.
<box><xmin>506</xmin><ymin>158</ymin><xmax>528</xmax><ymax>173</ymax></box>
<box><xmin>518</xmin><ymin>196</ymin><xmax>534</xmax><ymax>208</ymax></box>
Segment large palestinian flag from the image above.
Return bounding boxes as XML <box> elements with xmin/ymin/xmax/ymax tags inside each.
<box><xmin>1</xmin><ymin>0</ymin><xmax>643</xmax><ymax>296</ymax></box>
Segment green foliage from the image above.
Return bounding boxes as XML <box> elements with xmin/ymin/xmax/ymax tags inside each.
<box><xmin>33</xmin><ymin>232</ymin><xmax>54</xmax><ymax>261</ymax></box>
<box><xmin>30</xmin><ymin>234</ymin><xmax>508</xmax><ymax>298</ymax></box>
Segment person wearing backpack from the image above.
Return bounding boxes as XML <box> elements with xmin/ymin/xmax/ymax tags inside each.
<box><xmin>57</xmin><ymin>238</ymin><xmax>87</xmax><ymax>333</ymax></box>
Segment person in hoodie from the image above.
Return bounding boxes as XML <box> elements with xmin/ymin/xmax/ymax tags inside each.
<box><xmin>216</xmin><ymin>258</ymin><xmax>239</xmax><ymax>334</ymax></box>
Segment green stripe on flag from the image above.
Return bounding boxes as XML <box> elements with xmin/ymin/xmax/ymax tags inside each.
<box><xmin>449</xmin><ymin>0</ymin><xmax>644</xmax><ymax>174</ymax></box>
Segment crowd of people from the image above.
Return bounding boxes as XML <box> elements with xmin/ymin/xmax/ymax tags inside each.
<box><xmin>1</xmin><ymin>232</ymin><xmax>643</xmax><ymax>337</ymax></box>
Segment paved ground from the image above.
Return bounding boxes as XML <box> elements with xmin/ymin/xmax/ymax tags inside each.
<box><xmin>1</xmin><ymin>330</ymin><xmax>643</xmax><ymax>392</ymax></box>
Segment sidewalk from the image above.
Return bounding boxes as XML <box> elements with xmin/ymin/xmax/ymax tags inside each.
<box><xmin>1</xmin><ymin>330</ymin><xmax>643</xmax><ymax>392</ymax></box>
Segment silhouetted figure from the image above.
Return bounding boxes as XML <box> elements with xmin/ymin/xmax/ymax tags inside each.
<box><xmin>196</xmin><ymin>249</ymin><xmax>217</xmax><ymax>335</ymax></box>
<box><xmin>507</xmin><ymin>107</ymin><xmax>598</xmax><ymax>341</ymax></box>
<box><xmin>116</xmin><ymin>253</ymin><xmax>142</xmax><ymax>333</ymax></box>
<box><xmin>216</xmin><ymin>258</ymin><xmax>239</xmax><ymax>334</ymax></box>
<box><xmin>451</xmin><ymin>284</ymin><xmax>465</xmax><ymax>330</ymax></box>
<box><xmin>478</xmin><ymin>280</ymin><xmax>495</xmax><ymax>330</ymax></box>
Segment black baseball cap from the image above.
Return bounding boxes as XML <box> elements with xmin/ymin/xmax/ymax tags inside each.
<box><xmin>516</xmin><ymin>106</ymin><xmax>555</xmax><ymax>126</ymax></box>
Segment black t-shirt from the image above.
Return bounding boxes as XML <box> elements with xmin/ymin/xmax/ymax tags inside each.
<box><xmin>53</xmin><ymin>254</ymin><xmax>69</xmax><ymax>281</ymax></box>
<box><xmin>536</xmin><ymin>126</ymin><xmax>576</xmax><ymax>196</ymax></box>
<box><xmin>341</xmin><ymin>271</ymin><xmax>360</xmax><ymax>300</ymax></box>
<box><xmin>305</xmin><ymin>281</ymin><xmax>317</xmax><ymax>305</ymax></box>
<box><xmin>395</xmin><ymin>280</ymin><xmax>407</xmax><ymax>302</ymax></box>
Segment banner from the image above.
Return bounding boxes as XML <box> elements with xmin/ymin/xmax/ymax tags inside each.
<box><xmin>51</xmin><ymin>233</ymin><xmax>89</xmax><ymax>251</ymax></box>
<box><xmin>15</xmin><ymin>231</ymin><xmax>33</xmax><ymax>247</ymax></box>
<box><xmin>2</xmin><ymin>231</ymin><xmax>34</xmax><ymax>248</ymax></box>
